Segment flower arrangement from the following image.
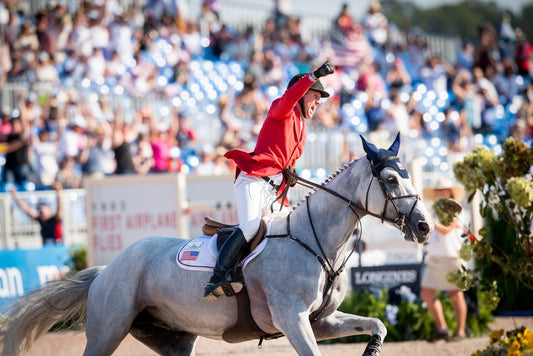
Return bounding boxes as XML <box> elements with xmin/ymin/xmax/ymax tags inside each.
<box><xmin>452</xmin><ymin>137</ymin><xmax>533</xmax><ymax>293</ymax></box>
<box><xmin>472</xmin><ymin>326</ymin><xmax>533</xmax><ymax>356</ymax></box>
<box><xmin>432</xmin><ymin>197</ymin><xmax>463</xmax><ymax>226</ymax></box>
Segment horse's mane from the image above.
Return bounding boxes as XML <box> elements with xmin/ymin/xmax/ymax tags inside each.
<box><xmin>291</xmin><ymin>157</ymin><xmax>361</xmax><ymax>211</ymax></box>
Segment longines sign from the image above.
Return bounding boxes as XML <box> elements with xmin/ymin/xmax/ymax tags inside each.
<box><xmin>350</xmin><ymin>264</ymin><xmax>422</xmax><ymax>291</ymax></box>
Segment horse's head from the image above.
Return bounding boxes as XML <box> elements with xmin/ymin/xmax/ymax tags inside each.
<box><xmin>360</xmin><ymin>133</ymin><xmax>433</xmax><ymax>243</ymax></box>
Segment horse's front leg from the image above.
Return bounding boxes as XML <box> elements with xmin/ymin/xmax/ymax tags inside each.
<box><xmin>312</xmin><ymin>310</ymin><xmax>387</xmax><ymax>356</ymax></box>
<box><xmin>269</xmin><ymin>303</ymin><xmax>321</xmax><ymax>355</ymax></box>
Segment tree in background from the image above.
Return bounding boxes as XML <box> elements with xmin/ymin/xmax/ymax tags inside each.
<box><xmin>381</xmin><ymin>0</ymin><xmax>533</xmax><ymax>45</ymax></box>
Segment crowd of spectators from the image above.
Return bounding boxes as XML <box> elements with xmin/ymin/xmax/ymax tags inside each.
<box><xmin>0</xmin><ymin>0</ymin><xmax>531</xmax><ymax>192</ymax></box>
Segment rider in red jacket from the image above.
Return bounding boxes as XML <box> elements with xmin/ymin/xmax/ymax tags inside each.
<box><xmin>204</xmin><ymin>61</ymin><xmax>335</xmax><ymax>300</ymax></box>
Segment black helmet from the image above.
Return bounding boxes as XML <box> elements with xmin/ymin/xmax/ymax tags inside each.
<box><xmin>287</xmin><ymin>73</ymin><xmax>330</xmax><ymax>98</ymax></box>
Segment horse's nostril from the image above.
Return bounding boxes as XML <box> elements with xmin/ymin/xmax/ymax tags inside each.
<box><xmin>418</xmin><ymin>221</ymin><xmax>430</xmax><ymax>235</ymax></box>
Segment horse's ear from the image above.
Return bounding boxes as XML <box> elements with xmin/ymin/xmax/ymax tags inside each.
<box><xmin>360</xmin><ymin>135</ymin><xmax>378</xmax><ymax>161</ymax></box>
<box><xmin>388</xmin><ymin>132</ymin><xmax>401</xmax><ymax>155</ymax></box>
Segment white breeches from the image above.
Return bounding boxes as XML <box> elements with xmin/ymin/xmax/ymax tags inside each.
<box><xmin>234</xmin><ymin>172</ymin><xmax>285</xmax><ymax>241</ymax></box>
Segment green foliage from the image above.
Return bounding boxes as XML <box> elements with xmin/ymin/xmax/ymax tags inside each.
<box><xmin>433</xmin><ymin>198</ymin><xmax>463</xmax><ymax>226</ymax></box>
<box><xmin>381</xmin><ymin>0</ymin><xmax>533</xmax><ymax>46</ymax></box>
<box><xmin>452</xmin><ymin>137</ymin><xmax>533</xmax><ymax>300</ymax></box>
<box><xmin>320</xmin><ymin>287</ymin><xmax>495</xmax><ymax>344</ymax></box>
<box><xmin>453</xmin><ymin>146</ymin><xmax>495</xmax><ymax>194</ymax></box>
<box><xmin>506</xmin><ymin>177</ymin><xmax>533</xmax><ymax>209</ymax></box>
<box><xmin>69</xmin><ymin>245</ymin><xmax>87</xmax><ymax>274</ymax></box>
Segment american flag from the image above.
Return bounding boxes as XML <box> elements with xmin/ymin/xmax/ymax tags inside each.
<box><xmin>323</xmin><ymin>26</ymin><xmax>372</xmax><ymax>68</ymax></box>
<box><xmin>182</xmin><ymin>251</ymin><xmax>199</xmax><ymax>261</ymax></box>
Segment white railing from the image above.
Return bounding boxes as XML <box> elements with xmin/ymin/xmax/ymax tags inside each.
<box><xmin>0</xmin><ymin>189</ymin><xmax>87</xmax><ymax>249</ymax></box>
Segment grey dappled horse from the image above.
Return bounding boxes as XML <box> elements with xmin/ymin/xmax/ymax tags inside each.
<box><xmin>1</xmin><ymin>134</ymin><xmax>433</xmax><ymax>356</ymax></box>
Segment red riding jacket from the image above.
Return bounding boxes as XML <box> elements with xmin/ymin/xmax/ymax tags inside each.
<box><xmin>224</xmin><ymin>74</ymin><xmax>315</xmax><ymax>182</ymax></box>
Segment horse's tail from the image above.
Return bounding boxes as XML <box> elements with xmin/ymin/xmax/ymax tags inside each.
<box><xmin>1</xmin><ymin>266</ymin><xmax>104</xmax><ymax>356</ymax></box>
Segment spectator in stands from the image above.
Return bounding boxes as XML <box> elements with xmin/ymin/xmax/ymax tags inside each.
<box><xmin>406</xmin><ymin>28</ymin><xmax>427</xmax><ymax>77</ymax></box>
<box><xmin>67</xmin><ymin>12</ymin><xmax>92</xmax><ymax>58</ymax></box>
<box><xmin>385</xmin><ymin>89</ymin><xmax>411</xmax><ymax>135</ymax></box>
<box><xmin>35</xmin><ymin>10</ymin><xmax>57</xmax><ymax>58</ymax></box>
<box><xmin>111</xmin><ymin>107</ymin><xmax>146</xmax><ymax>175</ymax></box>
<box><xmin>79</xmin><ymin>126</ymin><xmax>115</xmax><ymax>181</ymax></box>
<box><xmin>150</xmin><ymin>122</ymin><xmax>173</xmax><ymax>173</ymax></box>
<box><xmin>173</xmin><ymin>111</ymin><xmax>196</xmax><ymax>150</ymax></box>
<box><xmin>363</xmin><ymin>1</ymin><xmax>388</xmax><ymax>50</ymax></box>
<box><xmin>198</xmin><ymin>0</ymin><xmax>220</xmax><ymax>39</ymax></box>
<box><xmin>34</xmin><ymin>51</ymin><xmax>59</xmax><ymax>82</ymax></box>
<box><xmin>58</xmin><ymin>115</ymin><xmax>87</xmax><ymax>163</ymax></box>
<box><xmin>194</xmin><ymin>145</ymin><xmax>217</xmax><ymax>175</ymax></box>
<box><xmin>18</xmin><ymin>92</ymin><xmax>41</xmax><ymax>126</ymax></box>
<box><xmin>10</xmin><ymin>182</ymin><xmax>63</xmax><ymax>245</ymax></box>
<box><xmin>441</xmin><ymin>107</ymin><xmax>472</xmax><ymax>157</ymax></box>
<box><xmin>385</xmin><ymin>57</ymin><xmax>411</xmax><ymax>90</ymax></box>
<box><xmin>15</xmin><ymin>20</ymin><xmax>39</xmax><ymax>67</ymax></box>
<box><xmin>55</xmin><ymin>156</ymin><xmax>81</xmax><ymax>189</ymax></box>
<box><xmin>261</xmin><ymin>49</ymin><xmax>283</xmax><ymax>87</ymax></box>
<box><xmin>0</xmin><ymin>33</ymin><xmax>11</xmax><ymax>86</ymax></box>
<box><xmin>334</xmin><ymin>3</ymin><xmax>354</xmax><ymax>34</ymax></box>
<box><xmin>456</xmin><ymin>41</ymin><xmax>474</xmax><ymax>71</ymax></box>
<box><xmin>491</xmin><ymin>58</ymin><xmax>519</xmax><ymax>105</ymax></box>
<box><xmin>420</xmin><ymin>177</ymin><xmax>468</xmax><ymax>342</ymax></box>
<box><xmin>514</xmin><ymin>28</ymin><xmax>533</xmax><ymax>79</ymax></box>
<box><xmin>233</xmin><ymin>74</ymin><xmax>267</xmax><ymax>125</ymax></box>
<box><xmin>204</xmin><ymin>62</ymin><xmax>335</xmax><ymax>300</ymax></box>
<box><xmin>472</xmin><ymin>66</ymin><xmax>499</xmax><ymax>133</ymax></box>
<box><xmin>474</xmin><ymin>22</ymin><xmax>499</xmax><ymax>78</ymax></box>
<box><xmin>7</xmin><ymin>49</ymin><xmax>30</xmax><ymax>81</ymax></box>
<box><xmin>30</xmin><ymin>129</ymin><xmax>59</xmax><ymax>189</ymax></box>
<box><xmin>3</xmin><ymin>115</ymin><xmax>31</xmax><ymax>186</ymax></box>
<box><xmin>0</xmin><ymin>109</ymin><xmax>11</xmax><ymax>141</ymax></box>
<box><xmin>217</xmin><ymin>94</ymin><xmax>243</xmax><ymax>149</ymax></box>
<box><xmin>85</xmin><ymin>47</ymin><xmax>106</xmax><ymax>82</ymax></box>
<box><xmin>4</xmin><ymin>10</ymin><xmax>21</xmax><ymax>49</ymax></box>
<box><xmin>498</xmin><ymin>13</ymin><xmax>515</xmax><ymax>61</ymax></box>
<box><xmin>419</xmin><ymin>53</ymin><xmax>455</xmax><ymax>94</ymax></box>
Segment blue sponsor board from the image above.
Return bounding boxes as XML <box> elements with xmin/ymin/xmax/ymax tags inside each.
<box><xmin>350</xmin><ymin>264</ymin><xmax>423</xmax><ymax>293</ymax></box>
<box><xmin>0</xmin><ymin>246</ymin><xmax>72</xmax><ymax>313</ymax></box>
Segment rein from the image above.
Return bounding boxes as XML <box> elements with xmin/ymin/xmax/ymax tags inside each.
<box><xmin>284</xmin><ymin>160</ymin><xmax>420</xmax><ymax>233</ymax></box>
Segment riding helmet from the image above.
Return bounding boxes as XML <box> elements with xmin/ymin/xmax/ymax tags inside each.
<box><xmin>287</xmin><ymin>73</ymin><xmax>330</xmax><ymax>98</ymax></box>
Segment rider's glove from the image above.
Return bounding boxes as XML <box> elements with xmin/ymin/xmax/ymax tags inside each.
<box><xmin>313</xmin><ymin>61</ymin><xmax>335</xmax><ymax>79</ymax></box>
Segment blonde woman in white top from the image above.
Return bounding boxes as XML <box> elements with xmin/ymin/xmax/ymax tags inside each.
<box><xmin>420</xmin><ymin>177</ymin><xmax>467</xmax><ymax>342</ymax></box>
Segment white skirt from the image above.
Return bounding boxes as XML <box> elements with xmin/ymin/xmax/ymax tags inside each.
<box><xmin>421</xmin><ymin>256</ymin><xmax>465</xmax><ymax>291</ymax></box>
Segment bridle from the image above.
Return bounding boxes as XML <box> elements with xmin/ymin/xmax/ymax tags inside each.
<box><xmin>365</xmin><ymin>155</ymin><xmax>422</xmax><ymax>234</ymax></box>
<box><xmin>285</xmin><ymin>156</ymin><xmax>421</xmax><ymax>235</ymax></box>
<box><xmin>266</xmin><ymin>156</ymin><xmax>422</xmax><ymax>323</ymax></box>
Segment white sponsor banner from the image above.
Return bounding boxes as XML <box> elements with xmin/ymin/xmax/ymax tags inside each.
<box><xmin>86</xmin><ymin>174</ymin><xmax>187</xmax><ymax>266</ymax></box>
<box><xmin>185</xmin><ymin>174</ymin><xmax>237</xmax><ymax>238</ymax></box>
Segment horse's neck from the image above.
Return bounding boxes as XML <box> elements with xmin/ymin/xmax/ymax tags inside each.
<box><xmin>286</xmin><ymin>159</ymin><xmax>369</xmax><ymax>264</ymax></box>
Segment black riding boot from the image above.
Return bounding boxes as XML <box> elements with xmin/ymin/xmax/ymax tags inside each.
<box><xmin>203</xmin><ymin>228</ymin><xmax>247</xmax><ymax>301</ymax></box>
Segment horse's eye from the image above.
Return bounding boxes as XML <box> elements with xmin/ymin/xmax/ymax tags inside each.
<box><xmin>386</xmin><ymin>176</ymin><xmax>398</xmax><ymax>184</ymax></box>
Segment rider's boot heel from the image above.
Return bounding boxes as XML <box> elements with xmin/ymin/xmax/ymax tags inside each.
<box><xmin>203</xmin><ymin>228</ymin><xmax>247</xmax><ymax>301</ymax></box>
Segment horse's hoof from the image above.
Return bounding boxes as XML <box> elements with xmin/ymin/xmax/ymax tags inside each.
<box><xmin>362</xmin><ymin>334</ymin><xmax>382</xmax><ymax>356</ymax></box>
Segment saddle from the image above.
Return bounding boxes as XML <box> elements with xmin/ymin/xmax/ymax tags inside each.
<box><xmin>201</xmin><ymin>217</ymin><xmax>282</xmax><ymax>344</ymax></box>
<box><xmin>202</xmin><ymin>217</ymin><xmax>267</xmax><ymax>255</ymax></box>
